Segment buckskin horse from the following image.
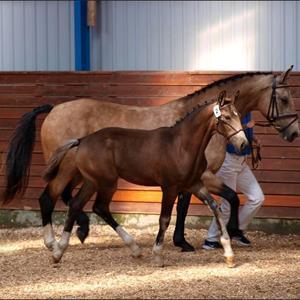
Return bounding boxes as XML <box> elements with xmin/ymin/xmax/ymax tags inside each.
<box><xmin>42</xmin><ymin>91</ymin><xmax>248</xmax><ymax>267</ymax></box>
<box><xmin>3</xmin><ymin>66</ymin><xmax>299</xmax><ymax>252</ymax></box>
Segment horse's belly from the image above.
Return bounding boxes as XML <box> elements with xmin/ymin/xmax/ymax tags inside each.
<box><xmin>119</xmin><ymin>173</ymin><xmax>159</xmax><ymax>188</ymax></box>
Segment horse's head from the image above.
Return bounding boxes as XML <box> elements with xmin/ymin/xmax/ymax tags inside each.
<box><xmin>215</xmin><ymin>90</ymin><xmax>249</xmax><ymax>153</ymax></box>
<box><xmin>259</xmin><ymin>65</ymin><xmax>299</xmax><ymax>142</ymax></box>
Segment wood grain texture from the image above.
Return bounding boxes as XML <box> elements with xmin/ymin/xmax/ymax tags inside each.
<box><xmin>0</xmin><ymin>71</ymin><xmax>299</xmax><ymax>218</ymax></box>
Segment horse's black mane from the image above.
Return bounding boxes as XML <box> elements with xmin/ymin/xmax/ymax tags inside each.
<box><xmin>172</xmin><ymin>99</ymin><xmax>214</xmax><ymax>127</ymax></box>
<box><xmin>172</xmin><ymin>71</ymin><xmax>272</xmax><ymax>127</ymax></box>
<box><xmin>187</xmin><ymin>71</ymin><xmax>272</xmax><ymax>98</ymax></box>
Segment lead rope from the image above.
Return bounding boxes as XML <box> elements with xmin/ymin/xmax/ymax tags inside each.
<box><xmin>250</xmin><ymin>139</ymin><xmax>262</xmax><ymax>169</ymax></box>
<box><xmin>242</xmin><ymin>121</ymin><xmax>262</xmax><ymax>169</ymax></box>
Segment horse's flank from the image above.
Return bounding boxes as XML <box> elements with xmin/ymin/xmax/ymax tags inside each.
<box><xmin>41</xmin><ymin>72</ymin><xmax>271</xmax><ymax>161</ymax></box>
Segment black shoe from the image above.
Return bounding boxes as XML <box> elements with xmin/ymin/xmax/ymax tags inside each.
<box><xmin>232</xmin><ymin>232</ymin><xmax>251</xmax><ymax>246</ymax></box>
<box><xmin>202</xmin><ymin>239</ymin><xmax>222</xmax><ymax>250</ymax></box>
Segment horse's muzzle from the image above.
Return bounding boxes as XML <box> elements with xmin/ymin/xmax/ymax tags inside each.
<box><xmin>239</xmin><ymin>140</ymin><xmax>249</xmax><ymax>152</ymax></box>
<box><xmin>287</xmin><ymin>130</ymin><xmax>299</xmax><ymax>142</ymax></box>
<box><xmin>282</xmin><ymin>128</ymin><xmax>299</xmax><ymax>142</ymax></box>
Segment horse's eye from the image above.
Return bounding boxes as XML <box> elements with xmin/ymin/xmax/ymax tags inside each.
<box><xmin>281</xmin><ymin>97</ymin><xmax>289</xmax><ymax>104</ymax></box>
<box><xmin>225</xmin><ymin>115</ymin><xmax>231</xmax><ymax>120</ymax></box>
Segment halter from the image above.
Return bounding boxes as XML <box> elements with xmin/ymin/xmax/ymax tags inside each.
<box><xmin>256</xmin><ymin>76</ymin><xmax>298</xmax><ymax>132</ymax></box>
<box><xmin>215</xmin><ymin>104</ymin><xmax>244</xmax><ymax>141</ymax></box>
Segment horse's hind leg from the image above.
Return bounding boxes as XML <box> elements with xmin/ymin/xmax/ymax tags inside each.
<box><xmin>52</xmin><ymin>180</ymin><xmax>95</xmax><ymax>263</ymax></box>
<box><xmin>39</xmin><ymin>186</ymin><xmax>56</xmax><ymax>250</ymax></box>
<box><xmin>40</xmin><ymin>161</ymin><xmax>78</xmax><ymax>251</ymax></box>
<box><xmin>188</xmin><ymin>184</ymin><xmax>235</xmax><ymax>268</ymax></box>
<box><xmin>173</xmin><ymin>192</ymin><xmax>195</xmax><ymax>252</ymax></box>
<box><xmin>61</xmin><ymin>173</ymin><xmax>91</xmax><ymax>244</ymax></box>
<box><xmin>93</xmin><ymin>188</ymin><xmax>141</xmax><ymax>258</ymax></box>
<box><xmin>153</xmin><ymin>187</ymin><xmax>178</xmax><ymax>267</ymax></box>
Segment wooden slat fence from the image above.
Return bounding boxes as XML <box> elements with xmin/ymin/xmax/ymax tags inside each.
<box><xmin>0</xmin><ymin>71</ymin><xmax>299</xmax><ymax>219</ymax></box>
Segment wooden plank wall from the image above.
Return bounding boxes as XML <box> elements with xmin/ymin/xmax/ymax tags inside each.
<box><xmin>0</xmin><ymin>71</ymin><xmax>299</xmax><ymax>219</ymax></box>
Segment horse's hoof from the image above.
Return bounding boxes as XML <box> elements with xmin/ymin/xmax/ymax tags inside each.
<box><xmin>174</xmin><ymin>239</ymin><xmax>195</xmax><ymax>252</ymax></box>
<box><xmin>226</xmin><ymin>256</ymin><xmax>235</xmax><ymax>268</ymax></box>
<box><xmin>76</xmin><ymin>227</ymin><xmax>89</xmax><ymax>244</ymax></box>
<box><xmin>52</xmin><ymin>242</ymin><xmax>63</xmax><ymax>263</ymax></box>
<box><xmin>153</xmin><ymin>255</ymin><xmax>164</xmax><ymax>267</ymax></box>
<box><xmin>44</xmin><ymin>239</ymin><xmax>55</xmax><ymax>251</ymax></box>
<box><xmin>52</xmin><ymin>255</ymin><xmax>62</xmax><ymax>264</ymax></box>
<box><xmin>131</xmin><ymin>244</ymin><xmax>142</xmax><ymax>258</ymax></box>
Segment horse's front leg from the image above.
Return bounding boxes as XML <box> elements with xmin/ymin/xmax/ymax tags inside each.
<box><xmin>173</xmin><ymin>173</ymin><xmax>240</xmax><ymax>252</ymax></box>
<box><xmin>201</xmin><ymin>170</ymin><xmax>240</xmax><ymax>236</ymax></box>
<box><xmin>52</xmin><ymin>181</ymin><xmax>95</xmax><ymax>263</ymax></box>
<box><xmin>153</xmin><ymin>187</ymin><xmax>178</xmax><ymax>267</ymax></box>
<box><xmin>188</xmin><ymin>183</ymin><xmax>235</xmax><ymax>268</ymax></box>
<box><xmin>173</xmin><ymin>135</ymin><xmax>227</xmax><ymax>252</ymax></box>
<box><xmin>202</xmin><ymin>135</ymin><xmax>240</xmax><ymax>235</ymax></box>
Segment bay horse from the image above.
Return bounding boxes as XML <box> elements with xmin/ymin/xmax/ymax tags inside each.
<box><xmin>43</xmin><ymin>91</ymin><xmax>248</xmax><ymax>267</ymax></box>
<box><xmin>3</xmin><ymin>67</ymin><xmax>299</xmax><ymax>252</ymax></box>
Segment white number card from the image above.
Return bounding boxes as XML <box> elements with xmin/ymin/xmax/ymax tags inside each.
<box><xmin>213</xmin><ymin>105</ymin><xmax>221</xmax><ymax>118</ymax></box>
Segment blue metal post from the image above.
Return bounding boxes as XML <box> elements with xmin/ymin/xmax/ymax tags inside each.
<box><xmin>74</xmin><ymin>0</ymin><xmax>90</xmax><ymax>70</ymax></box>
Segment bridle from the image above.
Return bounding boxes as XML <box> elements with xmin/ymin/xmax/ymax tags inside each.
<box><xmin>215</xmin><ymin>104</ymin><xmax>244</xmax><ymax>141</ymax></box>
<box><xmin>256</xmin><ymin>76</ymin><xmax>298</xmax><ymax>132</ymax></box>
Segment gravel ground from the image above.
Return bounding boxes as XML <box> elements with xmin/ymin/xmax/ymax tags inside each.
<box><xmin>0</xmin><ymin>225</ymin><xmax>299</xmax><ymax>299</ymax></box>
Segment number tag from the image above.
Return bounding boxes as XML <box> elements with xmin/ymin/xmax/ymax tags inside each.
<box><xmin>213</xmin><ymin>105</ymin><xmax>221</xmax><ymax>118</ymax></box>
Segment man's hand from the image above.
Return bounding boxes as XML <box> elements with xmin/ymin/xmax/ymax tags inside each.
<box><xmin>246</xmin><ymin>120</ymin><xmax>255</xmax><ymax>128</ymax></box>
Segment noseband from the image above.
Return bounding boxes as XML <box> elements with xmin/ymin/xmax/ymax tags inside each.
<box><xmin>257</xmin><ymin>76</ymin><xmax>298</xmax><ymax>132</ymax></box>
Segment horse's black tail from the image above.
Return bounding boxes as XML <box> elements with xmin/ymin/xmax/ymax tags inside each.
<box><xmin>3</xmin><ymin>104</ymin><xmax>54</xmax><ymax>203</ymax></box>
<box><xmin>42</xmin><ymin>139</ymin><xmax>80</xmax><ymax>182</ymax></box>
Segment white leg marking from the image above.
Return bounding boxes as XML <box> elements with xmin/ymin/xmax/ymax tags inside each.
<box><xmin>43</xmin><ymin>224</ymin><xmax>55</xmax><ymax>250</ymax></box>
<box><xmin>153</xmin><ymin>243</ymin><xmax>163</xmax><ymax>255</ymax></box>
<box><xmin>220</xmin><ymin>236</ymin><xmax>234</xmax><ymax>258</ymax></box>
<box><xmin>152</xmin><ymin>243</ymin><xmax>164</xmax><ymax>267</ymax></box>
<box><xmin>216</xmin><ymin>213</ymin><xmax>234</xmax><ymax>258</ymax></box>
<box><xmin>220</xmin><ymin>234</ymin><xmax>235</xmax><ymax>267</ymax></box>
<box><xmin>116</xmin><ymin>226</ymin><xmax>141</xmax><ymax>257</ymax></box>
<box><xmin>217</xmin><ymin>214</ymin><xmax>235</xmax><ymax>267</ymax></box>
<box><xmin>52</xmin><ymin>231</ymin><xmax>71</xmax><ymax>263</ymax></box>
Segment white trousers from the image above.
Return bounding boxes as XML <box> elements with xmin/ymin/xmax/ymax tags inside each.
<box><xmin>207</xmin><ymin>152</ymin><xmax>265</xmax><ymax>242</ymax></box>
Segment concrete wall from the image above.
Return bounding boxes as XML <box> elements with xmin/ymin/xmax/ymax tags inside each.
<box><xmin>1</xmin><ymin>210</ymin><xmax>299</xmax><ymax>235</ymax></box>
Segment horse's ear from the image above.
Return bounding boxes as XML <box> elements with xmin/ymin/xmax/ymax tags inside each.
<box><xmin>218</xmin><ymin>90</ymin><xmax>226</xmax><ymax>106</ymax></box>
<box><xmin>278</xmin><ymin>65</ymin><xmax>294</xmax><ymax>84</ymax></box>
<box><xmin>234</xmin><ymin>90</ymin><xmax>240</xmax><ymax>103</ymax></box>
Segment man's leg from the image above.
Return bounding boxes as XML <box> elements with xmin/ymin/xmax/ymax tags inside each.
<box><xmin>236</xmin><ymin>162</ymin><xmax>265</xmax><ymax>231</ymax></box>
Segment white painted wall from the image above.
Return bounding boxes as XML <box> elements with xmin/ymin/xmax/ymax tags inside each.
<box><xmin>0</xmin><ymin>1</ymin><xmax>74</xmax><ymax>71</ymax></box>
<box><xmin>92</xmin><ymin>1</ymin><xmax>300</xmax><ymax>71</ymax></box>
<box><xmin>0</xmin><ymin>1</ymin><xmax>299</xmax><ymax>72</ymax></box>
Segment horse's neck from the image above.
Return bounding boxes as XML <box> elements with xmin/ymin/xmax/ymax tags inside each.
<box><xmin>235</xmin><ymin>74</ymin><xmax>272</xmax><ymax>117</ymax></box>
<box><xmin>172</xmin><ymin>105</ymin><xmax>215</xmax><ymax>182</ymax></box>
<box><xmin>175</xmin><ymin>104</ymin><xmax>215</xmax><ymax>154</ymax></box>
<box><xmin>183</xmin><ymin>74</ymin><xmax>273</xmax><ymax>118</ymax></box>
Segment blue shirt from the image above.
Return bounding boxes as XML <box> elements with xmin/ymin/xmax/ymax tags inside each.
<box><xmin>226</xmin><ymin>112</ymin><xmax>252</xmax><ymax>156</ymax></box>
